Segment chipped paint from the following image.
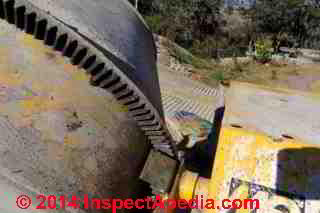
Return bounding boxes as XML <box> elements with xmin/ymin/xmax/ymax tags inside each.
<box><xmin>206</xmin><ymin>126</ymin><xmax>320</xmax><ymax>213</ymax></box>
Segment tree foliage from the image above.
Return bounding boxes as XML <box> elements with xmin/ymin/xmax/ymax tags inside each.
<box><xmin>137</xmin><ymin>0</ymin><xmax>223</xmax><ymax>52</ymax></box>
<box><xmin>255</xmin><ymin>0</ymin><xmax>320</xmax><ymax>49</ymax></box>
<box><xmin>128</xmin><ymin>0</ymin><xmax>320</xmax><ymax>57</ymax></box>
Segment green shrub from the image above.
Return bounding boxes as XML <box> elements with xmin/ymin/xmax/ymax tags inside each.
<box><xmin>144</xmin><ymin>15</ymin><xmax>163</xmax><ymax>34</ymax></box>
<box><xmin>255</xmin><ymin>38</ymin><xmax>273</xmax><ymax>63</ymax></box>
<box><xmin>166</xmin><ymin>40</ymin><xmax>213</xmax><ymax>69</ymax></box>
<box><xmin>170</xmin><ymin>43</ymin><xmax>193</xmax><ymax>64</ymax></box>
<box><xmin>210</xmin><ymin>70</ymin><xmax>225</xmax><ymax>82</ymax></box>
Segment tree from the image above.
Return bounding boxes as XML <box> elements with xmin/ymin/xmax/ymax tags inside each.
<box><xmin>140</xmin><ymin>0</ymin><xmax>223</xmax><ymax>50</ymax></box>
<box><xmin>255</xmin><ymin>0</ymin><xmax>320</xmax><ymax>50</ymax></box>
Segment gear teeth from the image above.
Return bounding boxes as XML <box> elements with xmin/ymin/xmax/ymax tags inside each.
<box><xmin>79</xmin><ymin>54</ymin><xmax>96</xmax><ymax>69</ymax></box>
<box><xmin>62</xmin><ymin>38</ymin><xmax>78</xmax><ymax>55</ymax></box>
<box><xmin>141</xmin><ymin>123</ymin><xmax>161</xmax><ymax>131</ymax></box>
<box><xmin>106</xmin><ymin>82</ymin><xmax>126</xmax><ymax>93</ymax></box>
<box><xmin>62</xmin><ymin>40</ymin><xmax>71</xmax><ymax>55</ymax></box>
<box><xmin>99</xmin><ymin>73</ymin><xmax>120</xmax><ymax>88</ymax></box>
<box><xmin>54</xmin><ymin>33</ymin><xmax>68</xmax><ymax>51</ymax></box>
<box><xmin>24</xmin><ymin>11</ymin><xmax>36</xmax><ymax>34</ymax></box>
<box><xmin>129</xmin><ymin>108</ymin><xmax>150</xmax><ymax>117</ymax></box>
<box><xmin>0</xmin><ymin>1</ymin><xmax>4</xmax><ymax>19</ymax></box>
<box><xmin>148</xmin><ymin>135</ymin><xmax>167</xmax><ymax>141</ymax></box>
<box><xmin>138</xmin><ymin>119</ymin><xmax>158</xmax><ymax>126</ymax></box>
<box><xmin>14</xmin><ymin>5</ymin><xmax>25</xmax><ymax>29</ymax></box>
<box><xmin>72</xmin><ymin>47</ymin><xmax>88</xmax><ymax>65</ymax></box>
<box><xmin>114</xmin><ymin>88</ymin><xmax>133</xmax><ymax>100</ymax></box>
<box><xmin>90</xmin><ymin>68</ymin><xmax>111</xmax><ymax>86</ymax></box>
<box><xmin>63</xmin><ymin>40</ymin><xmax>78</xmax><ymax>57</ymax></box>
<box><xmin>34</xmin><ymin>18</ymin><xmax>47</xmax><ymax>40</ymax></box>
<box><xmin>133</xmin><ymin>114</ymin><xmax>154</xmax><ymax>121</ymax></box>
<box><xmin>145</xmin><ymin>130</ymin><xmax>165</xmax><ymax>136</ymax></box>
<box><xmin>0</xmin><ymin>0</ymin><xmax>177</xmax><ymax>158</ymax></box>
<box><xmin>118</xmin><ymin>94</ymin><xmax>139</xmax><ymax>105</ymax></box>
<box><xmin>44</xmin><ymin>26</ymin><xmax>58</xmax><ymax>46</ymax></box>
<box><xmin>128</xmin><ymin>102</ymin><xmax>144</xmax><ymax>110</ymax></box>
<box><xmin>4</xmin><ymin>0</ymin><xmax>15</xmax><ymax>24</ymax></box>
<box><xmin>87</xmin><ymin>61</ymin><xmax>104</xmax><ymax>75</ymax></box>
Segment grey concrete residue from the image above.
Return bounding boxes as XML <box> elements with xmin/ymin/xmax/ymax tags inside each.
<box><xmin>0</xmin><ymin>20</ymin><xmax>151</xmax><ymax>213</ymax></box>
<box><xmin>28</xmin><ymin>0</ymin><xmax>163</xmax><ymax>117</ymax></box>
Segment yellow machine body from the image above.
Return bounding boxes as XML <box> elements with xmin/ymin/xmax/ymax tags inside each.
<box><xmin>179</xmin><ymin>82</ymin><xmax>320</xmax><ymax>213</ymax></box>
<box><xmin>207</xmin><ymin>126</ymin><xmax>320</xmax><ymax>213</ymax></box>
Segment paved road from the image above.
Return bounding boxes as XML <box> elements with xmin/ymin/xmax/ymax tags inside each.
<box><xmin>158</xmin><ymin>63</ymin><xmax>223</xmax><ymax>123</ymax></box>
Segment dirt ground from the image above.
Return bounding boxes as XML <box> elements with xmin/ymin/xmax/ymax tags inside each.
<box><xmin>197</xmin><ymin>60</ymin><xmax>320</xmax><ymax>95</ymax></box>
<box><xmin>156</xmin><ymin>35</ymin><xmax>320</xmax><ymax>96</ymax></box>
<box><xmin>235</xmin><ymin>63</ymin><xmax>320</xmax><ymax>94</ymax></box>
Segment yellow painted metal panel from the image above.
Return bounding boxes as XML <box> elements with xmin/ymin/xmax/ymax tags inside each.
<box><xmin>206</xmin><ymin>126</ymin><xmax>320</xmax><ymax>213</ymax></box>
